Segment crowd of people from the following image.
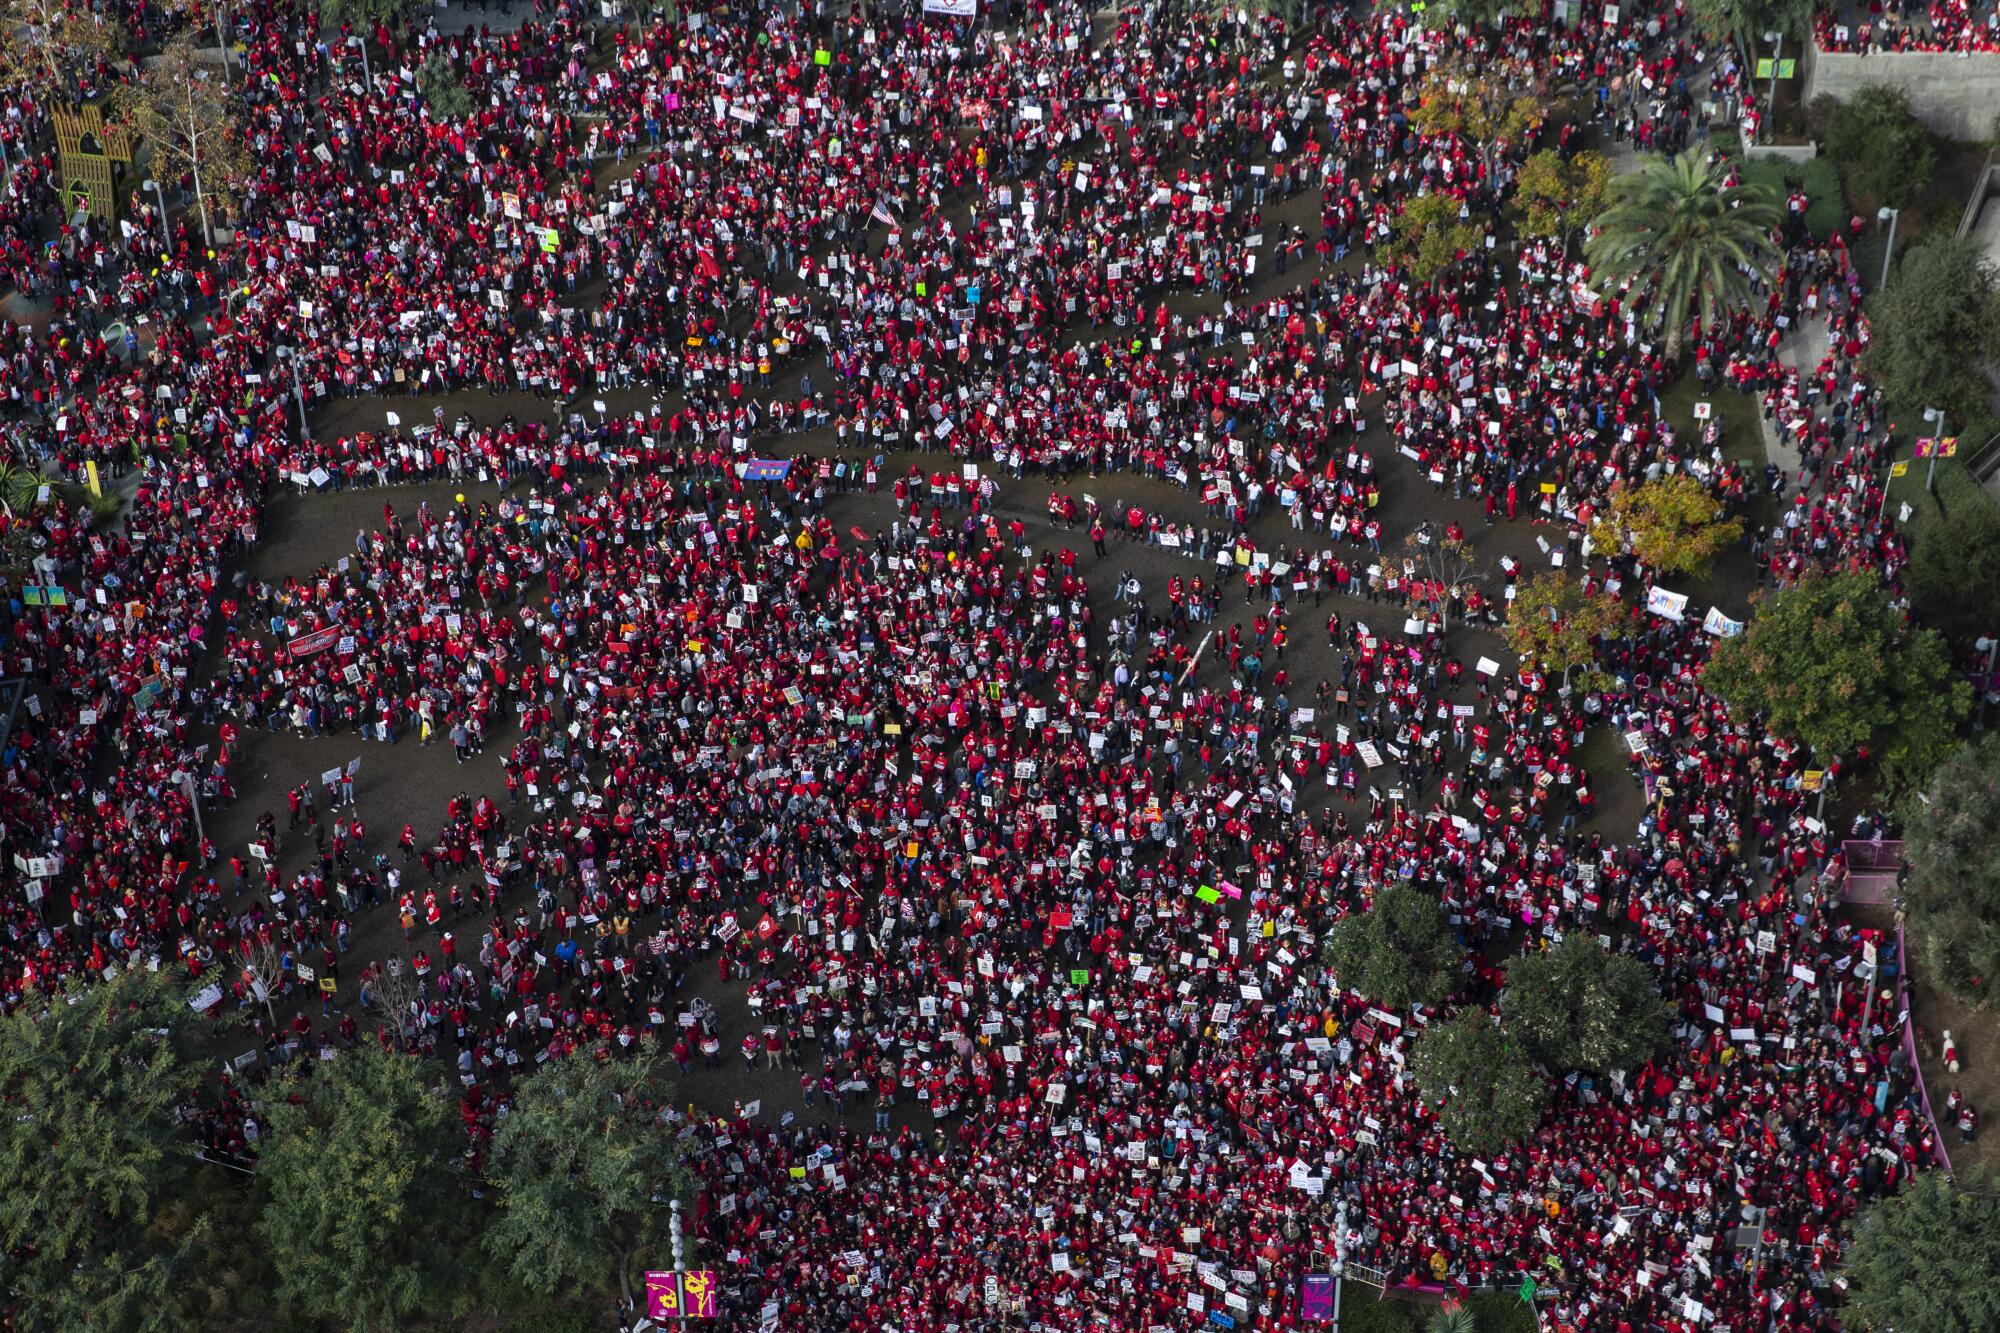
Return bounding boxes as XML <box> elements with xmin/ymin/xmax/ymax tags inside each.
<box><xmin>0</xmin><ymin>0</ymin><xmax>1972</xmax><ymax>1329</ymax></box>
<box><xmin>1814</xmin><ymin>0</ymin><xmax>2000</xmax><ymax>52</ymax></box>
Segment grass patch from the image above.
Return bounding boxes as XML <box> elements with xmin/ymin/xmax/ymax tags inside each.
<box><xmin>1337</xmin><ymin>1296</ymin><xmax>1419</xmax><ymax>1333</ymax></box>
<box><xmin>1576</xmin><ymin>725</ymin><xmax>1638</xmax><ymax>794</ymax></box>
<box><xmin>1656</xmin><ymin>373</ymin><xmax>1766</xmax><ymax>471</ymax></box>
<box><xmin>1884</xmin><ymin>450</ymin><xmax>1996</xmax><ymax>533</ymax></box>
<box><xmin>1468</xmin><ymin>1291</ymin><xmax>1542</xmax><ymax>1332</ymax></box>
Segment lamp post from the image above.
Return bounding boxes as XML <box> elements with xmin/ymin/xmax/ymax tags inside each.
<box><xmin>669</xmin><ymin>1197</ymin><xmax>685</xmax><ymax>1269</ymax></box>
<box><xmin>143</xmin><ymin>178</ymin><xmax>172</xmax><ymax>253</ymax></box>
<box><xmin>1922</xmin><ymin>406</ymin><xmax>1945</xmax><ymax>494</ymax></box>
<box><xmin>1877</xmin><ymin>205</ymin><xmax>1899</xmax><ymax>291</ymax></box>
<box><xmin>1977</xmin><ymin>635</ymin><xmax>1998</xmax><ymax>733</ymax></box>
<box><xmin>1763</xmin><ymin>31</ymin><xmax>1782</xmax><ymax>140</ymax></box>
<box><xmin>275</xmin><ymin>345</ymin><xmax>311</xmax><ymax>440</ymax></box>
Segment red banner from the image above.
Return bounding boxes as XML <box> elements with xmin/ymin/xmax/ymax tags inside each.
<box><xmin>287</xmin><ymin>626</ymin><xmax>342</xmax><ymax>660</ymax></box>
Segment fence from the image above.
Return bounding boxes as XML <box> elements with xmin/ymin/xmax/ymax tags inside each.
<box><xmin>1839</xmin><ymin>840</ymin><xmax>1904</xmax><ymax>905</ymax></box>
<box><xmin>1832</xmin><ymin>851</ymin><xmax>1951</xmax><ymax>1172</ymax></box>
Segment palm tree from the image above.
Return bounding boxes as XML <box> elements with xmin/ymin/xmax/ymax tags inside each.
<box><xmin>1584</xmin><ymin>153</ymin><xmax>1780</xmax><ymax>362</ymax></box>
<box><xmin>1428</xmin><ymin>1301</ymin><xmax>1478</xmax><ymax>1333</ymax></box>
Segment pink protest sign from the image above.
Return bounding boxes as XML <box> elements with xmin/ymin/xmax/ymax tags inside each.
<box><xmin>646</xmin><ymin>1270</ymin><xmax>719</xmax><ymax>1319</ymax></box>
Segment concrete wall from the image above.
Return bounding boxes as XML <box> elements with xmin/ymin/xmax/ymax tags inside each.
<box><xmin>1739</xmin><ymin>130</ymin><xmax>1817</xmax><ymax>163</ymax></box>
<box><xmin>1804</xmin><ymin>46</ymin><xmax>2000</xmax><ymax>141</ymax></box>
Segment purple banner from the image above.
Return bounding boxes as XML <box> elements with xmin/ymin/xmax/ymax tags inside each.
<box><xmin>1301</xmin><ymin>1275</ymin><xmax>1334</xmax><ymax>1322</ymax></box>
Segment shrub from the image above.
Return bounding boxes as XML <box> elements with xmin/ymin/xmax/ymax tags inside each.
<box><xmin>1825</xmin><ymin>88</ymin><xmax>1935</xmax><ymax>207</ymax></box>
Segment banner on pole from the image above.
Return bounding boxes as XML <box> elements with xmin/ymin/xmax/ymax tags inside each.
<box><xmin>646</xmin><ymin>1271</ymin><xmax>718</xmax><ymax>1319</ymax></box>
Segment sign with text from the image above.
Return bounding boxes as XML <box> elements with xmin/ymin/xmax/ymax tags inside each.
<box><xmin>646</xmin><ymin>1270</ymin><xmax>719</xmax><ymax>1319</ymax></box>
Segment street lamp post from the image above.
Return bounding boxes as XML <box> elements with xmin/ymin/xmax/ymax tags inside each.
<box><xmin>276</xmin><ymin>345</ymin><xmax>311</xmax><ymax>439</ymax></box>
<box><xmin>1877</xmin><ymin>205</ymin><xmax>1900</xmax><ymax>291</ymax></box>
<box><xmin>1763</xmin><ymin>31</ymin><xmax>1783</xmax><ymax>140</ymax></box>
<box><xmin>1922</xmin><ymin>406</ymin><xmax>1945</xmax><ymax>493</ymax></box>
<box><xmin>1977</xmin><ymin>635</ymin><xmax>1998</xmax><ymax>733</ymax></box>
<box><xmin>143</xmin><ymin>178</ymin><xmax>172</xmax><ymax>253</ymax></box>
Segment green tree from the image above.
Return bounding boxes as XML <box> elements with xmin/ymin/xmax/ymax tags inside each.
<box><xmin>1376</xmin><ymin>191</ymin><xmax>1487</xmax><ymax>285</ymax></box>
<box><xmin>321</xmin><ymin>0</ymin><xmax>415</xmax><ymax>83</ymax></box>
<box><xmin>1865</xmin><ymin>237</ymin><xmax>2000</xmax><ymax>431</ymax></box>
<box><xmin>1589</xmin><ymin>474</ymin><xmax>1743</xmax><ymax>577</ymax></box>
<box><xmin>1585</xmin><ymin>153</ymin><xmax>1780</xmax><ymax>360</ymax></box>
<box><xmin>1843</xmin><ymin>1169</ymin><xmax>2000</xmax><ymax>1332</ymax></box>
<box><xmin>129</xmin><ymin>37</ymin><xmax>255</xmax><ymax>244</ymax></box>
<box><xmin>1408</xmin><ymin>60</ymin><xmax>1544</xmax><ymax>178</ymax></box>
<box><xmin>1826</xmin><ymin>87</ymin><xmax>1936</xmax><ymax>210</ymax></box>
<box><xmin>1499</xmin><ymin>934</ymin><xmax>1670</xmax><ymax>1073</ymax></box>
<box><xmin>1687</xmin><ymin>0</ymin><xmax>1811</xmax><ymax>47</ymax></box>
<box><xmin>1900</xmin><ymin>734</ymin><xmax>2000</xmax><ymax>1005</ymax></box>
<box><xmin>1512</xmin><ymin>148</ymin><xmax>1611</xmax><ymax>255</ymax></box>
<box><xmin>1411</xmin><ymin>1011</ymin><xmax>1549</xmax><ymax>1154</ymax></box>
<box><xmin>258</xmin><ymin>1046</ymin><xmax>475</xmax><ymax>1331</ymax></box>
<box><xmin>1705</xmin><ymin>570</ymin><xmax>1970</xmax><ymax>790</ymax></box>
<box><xmin>0</xmin><ymin>968</ymin><xmax>211</xmax><ymax>1333</ymax></box>
<box><xmin>1412</xmin><ymin>0</ymin><xmax>1517</xmax><ymax>31</ymax></box>
<box><xmin>0</xmin><ymin>0</ymin><xmax>126</xmax><ymax>101</ymax></box>
<box><xmin>1906</xmin><ymin>501</ymin><xmax>2000</xmax><ymax>646</ymax></box>
<box><xmin>485</xmin><ymin>1055</ymin><xmax>690</xmax><ymax>1306</ymax></box>
<box><xmin>1503</xmin><ymin>571</ymin><xmax>1625</xmax><ymax>688</ymax></box>
<box><xmin>419</xmin><ymin>53</ymin><xmax>476</xmax><ymax>120</ymax></box>
<box><xmin>1323</xmin><ymin>883</ymin><xmax>1462</xmax><ymax>1010</ymax></box>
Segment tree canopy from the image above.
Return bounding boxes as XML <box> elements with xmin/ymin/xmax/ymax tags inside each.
<box><xmin>1503</xmin><ymin>570</ymin><xmax>1625</xmax><ymax>687</ymax></box>
<box><xmin>1826</xmin><ymin>87</ymin><xmax>1936</xmax><ymax>211</ymax></box>
<box><xmin>1843</xmin><ymin>1169</ymin><xmax>2000</xmax><ymax>1332</ymax></box>
<box><xmin>484</xmin><ymin>1055</ymin><xmax>691</xmax><ymax>1305</ymax></box>
<box><xmin>1905</xmin><ymin>499</ymin><xmax>2000</xmax><ymax>646</ymax></box>
<box><xmin>1864</xmin><ymin>236</ymin><xmax>2000</xmax><ymax>433</ymax></box>
<box><xmin>1411</xmin><ymin>1011</ymin><xmax>1549</xmax><ymax>1154</ymax></box>
<box><xmin>1900</xmin><ymin>734</ymin><xmax>2000</xmax><ymax>1005</ymax></box>
<box><xmin>1407</xmin><ymin>60</ymin><xmax>1543</xmax><ymax>174</ymax></box>
<box><xmin>1585</xmin><ymin>153</ymin><xmax>1780</xmax><ymax>359</ymax></box>
<box><xmin>129</xmin><ymin>37</ymin><xmax>254</xmax><ymax>243</ymax></box>
<box><xmin>1589</xmin><ymin>474</ymin><xmax>1743</xmax><ymax>577</ymax></box>
<box><xmin>1323</xmin><ymin>883</ymin><xmax>1462</xmax><ymax>1010</ymax></box>
<box><xmin>257</xmin><ymin>1045</ymin><xmax>475</xmax><ymax>1331</ymax></box>
<box><xmin>1686</xmin><ymin>0</ymin><xmax>1812</xmax><ymax>46</ymax></box>
<box><xmin>1500</xmin><ymin>934</ymin><xmax>1671</xmax><ymax>1074</ymax></box>
<box><xmin>1377</xmin><ymin>191</ymin><xmax>1488</xmax><ymax>286</ymax></box>
<box><xmin>1512</xmin><ymin>148</ymin><xmax>1611</xmax><ymax>253</ymax></box>
<box><xmin>0</xmin><ymin>968</ymin><xmax>210</xmax><ymax>1333</ymax></box>
<box><xmin>1705</xmin><ymin>570</ymin><xmax>1968</xmax><ymax>789</ymax></box>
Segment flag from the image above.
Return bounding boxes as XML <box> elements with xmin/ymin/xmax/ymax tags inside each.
<box><xmin>870</xmin><ymin>199</ymin><xmax>897</xmax><ymax>227</ymax></box>
<box><xmin>694</xmin><ymin>247</ymin><xmax>721</xmax><ymax>280</ymax></box>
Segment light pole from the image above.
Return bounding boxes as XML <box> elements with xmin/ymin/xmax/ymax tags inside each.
<box><xmin>143</xmin><ymin>178</ymin><xmax>172</xmax><ymax>253</ymax></box>
<box><xmin>1763</xmin><ymin>31</ymin><xmax>1782</xmax><ymax>140</ymax></box>
<box><xmin>669</xmin><ymin>1197</ymin><xmax>685</xmax><ymax>1268</ymax></box>
<box><xmin>1922</xmin><ymin>406</ymin><xmax>1945</xmax><ymax>493</ymax></box>
<box><xmin>1977</xmin><ymin>635</ymin><xmax>1998</xmax><ymax>733</ymax></box>
<box><xmin>276</xmin><ymin>345</ymin><xmax>311</xmax><ymax>439</ymax></box>
<box><xmin>1877</xmin><ymin>205</ymin><xmax>1899</xmax><ymax>291</ymax></box>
